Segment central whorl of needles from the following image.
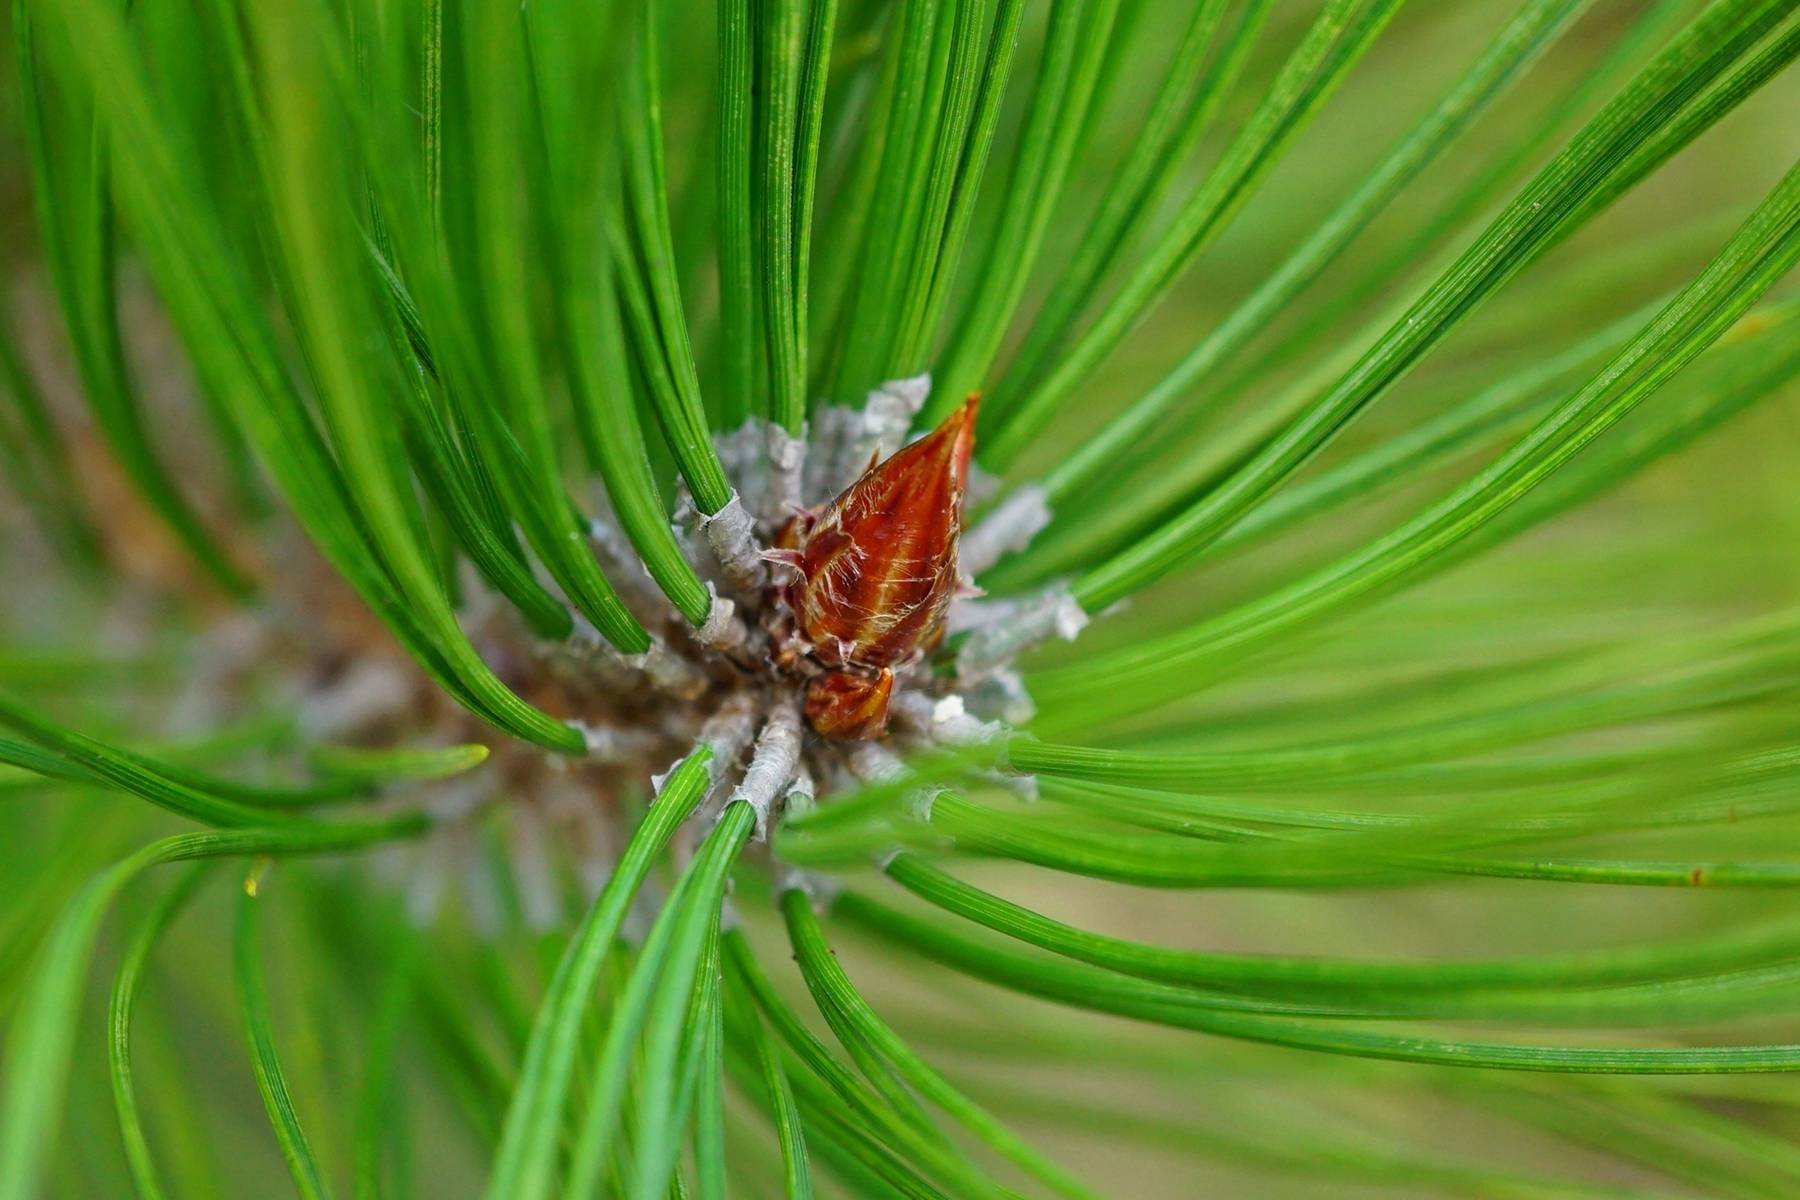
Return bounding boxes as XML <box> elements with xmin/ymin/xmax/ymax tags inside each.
<box><xmin>382</xmin><ymin>377</ymin><xmax>1075</xmax><ymax>926</ymax></box>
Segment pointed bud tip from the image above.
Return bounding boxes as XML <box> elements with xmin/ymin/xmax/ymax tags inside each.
<box><xmin>916</xmin><ymin>392</ymin><xmax>980</xmax><ymax>486</ymax></box>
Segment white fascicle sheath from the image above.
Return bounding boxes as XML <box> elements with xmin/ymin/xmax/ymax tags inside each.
<box><xmin>808</xmin><ymin>374</ymin><xmax>934</xmax><ymax>496</ymax></box>
<box><xmin>727</xmin><ymin>701</ymin><xmax>803</xmax><ymax>839</ymax></box>
<box><xmin>766</xmin><ymin>423</ymin><xmax>808</xmax><ymax>520</ymax></box>
<box><xmin>847</xmin><ymin>742</ymin><xmax>941</xmax><ymax>822</ymax></box>
<box><xmin>862</xmin><ymin>372</ymin><xmax>931</xmax><ymax>457</ymax></box>
<box><xmin>700</xmin><ymin>490</ymin><xmax>766</xmax><ymax>591</ymax></box>
<box><xmin>959</xmin><ymin>484</ymin><xmax>1052</xmax><ymax>577</ymax></box>
<box><xmin>697</xmin><ymin>691</ymin><xmax>762</xmax><ymax>783</ymax></box>
<box><xmin>627</xmin><ymin>638</ymin><xmax>708</xmax><ymax>699</ymax></box>
<box><xmin>891</xmin><ymin>691</ymin><xmax>1002</xmax><ymax>745</ymax></box>
<box><xmin>957</xmin><ymin>583</ymin><xmax>1089</xmax><ymax>679</ymax></box>
<box><xmin>575</xmin><ymin>721</ymin><xmax>659</xmax><ymax>763</ymax></box>
<box><xmin>695</xmin><ymin>590</ymin><xmax>748</xmax><ymax>655</ymax></box>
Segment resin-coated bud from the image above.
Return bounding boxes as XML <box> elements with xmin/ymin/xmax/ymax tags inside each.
<box><xmin>778</xmin><ymin>395</ymin><xmax>978</xmax><ymax>739</ymax></box>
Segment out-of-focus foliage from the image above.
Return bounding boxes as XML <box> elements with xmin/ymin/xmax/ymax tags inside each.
<box><xmin>0</xmin><ymin>0</ymin><xmax>1798</xmax><ymax>1196</ymax></box>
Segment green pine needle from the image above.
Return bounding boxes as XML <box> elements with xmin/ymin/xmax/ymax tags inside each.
<box><xmin>2</xmin><ymin>1</ymin><xmax>1799</xmax><ymax>1196</ymax></box>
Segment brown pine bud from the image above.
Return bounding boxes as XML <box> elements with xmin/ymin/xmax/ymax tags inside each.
<box><xmin>779</xmin><ymin>395</ymin><xmax>978</xmax><ymax>738</ymax></box>
<box><xmin>803</xmin><ymin>668</ymin><xmax>894</xmax><ymax>742</ymax></box>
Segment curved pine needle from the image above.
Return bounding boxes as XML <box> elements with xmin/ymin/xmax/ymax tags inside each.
<box><xmin>0</xmin><ymin>820</ymin><xmax>424</xmax><ymax>1200</ymax></box>
<box><xmin>481</xmin><ymin>747</ymin><xmax>712</xmax><ymax>1200</ymax></box>
<box><xmin>785</xmin><ymin>888</ymin><xmax>1102</xmax><ymax>1200</ymax></box>
<box><xmin>235</xmin><ymin>879</ymin><xmax>334</xmax><ymax>1200</ymax></box>
<box><xmin>838</xmin><ymin>892</ymin><xmax>1800</xmax><ymax>1074</ymax></box>
<box><xmin>5</xmin><ymin>1</ymin><xmax>1800</xmax><ymax>1195</ymax></box>
<box><xmin>1069</xmin><ymin>0</ymin><xmax>1796</xmax><ymax>614</ymax></box>
<box><xmin>749</xmin><ymin>985</ymin><xmax>814</xmax><ymax>1200</ymax></box>
<box><xmin>108</xmin><ymin>863</ymin><xmax>214</xmax><ymax>1200</ymax></box>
